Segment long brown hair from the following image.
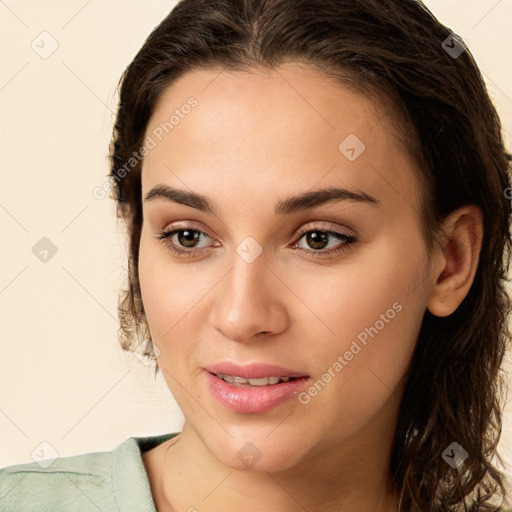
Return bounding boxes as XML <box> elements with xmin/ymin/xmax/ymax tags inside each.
<box><xmin>108</xmin><ymin>0</ymin><xmax>512</xmax><ymax>509</ymax></box>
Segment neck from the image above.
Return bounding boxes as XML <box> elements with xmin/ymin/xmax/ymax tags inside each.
<box><xmin>155</xmin><ymin>417</ymin><xmax>400</xmax><ymax>512</ymax></box>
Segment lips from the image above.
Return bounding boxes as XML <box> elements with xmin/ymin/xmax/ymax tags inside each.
<box><xmin>204</xmin><ymin>362</ymin><xmax>310</xmax><ymax>414</ymax></box>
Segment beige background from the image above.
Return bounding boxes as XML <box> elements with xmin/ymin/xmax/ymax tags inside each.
<box><xmin>0</xmin><ymin>0</ymin><xmax>511</xmax><ymax>492</ymax></box>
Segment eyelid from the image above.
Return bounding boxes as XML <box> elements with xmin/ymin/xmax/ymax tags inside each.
<box><xmin>162</xmin><ymin>220</ymin><xmax>216</xmax><ymax>239</ymax></box>
<box><xmin>294</xmin><ymin>221</ymin><xmax>356</xmax><ymax>238</ymax></box>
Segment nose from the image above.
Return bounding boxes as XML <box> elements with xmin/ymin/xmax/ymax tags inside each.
<box><xmin>208</xmin><ymin>253</ymin><xmax>289</xmax><ymax>343</ymax></box>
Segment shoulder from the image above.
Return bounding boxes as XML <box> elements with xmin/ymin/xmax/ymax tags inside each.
<box><xmin>0</xmin><ymin>432</ymin><xmax>178</xmax><ymax>512</ymax></box>
<box><xmin>0</xmin><ymin>449</ymin><xmax>116</xmax><ymax>511</ymax></box>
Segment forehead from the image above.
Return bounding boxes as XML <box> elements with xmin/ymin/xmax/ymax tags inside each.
<box><xmin>147</xmin><ymin>63</ymin><xmax>385</xmax><ymax>148</ymax></box>
<box><xmin>141</xmin><ymin>63</ymin><xmax>422</xmax><ymax>215</ymax></box>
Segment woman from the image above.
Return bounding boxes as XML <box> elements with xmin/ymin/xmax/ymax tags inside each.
<box><xmin>1</xmin><ymin>0</ymin><xmax>511</xmax><ymax>510</ymax></box>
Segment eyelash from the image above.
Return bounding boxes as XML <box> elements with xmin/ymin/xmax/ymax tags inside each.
<box><xmin>155</xmin><ymin>225</ymin><xmax>357</xmax><ymax>259</ymax></box>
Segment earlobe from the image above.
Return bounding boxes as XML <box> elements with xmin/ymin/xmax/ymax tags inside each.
<box><xmin>426</xmin><ymin>205</ymin><xmax>483</xmax><ymax>317</ymax></box>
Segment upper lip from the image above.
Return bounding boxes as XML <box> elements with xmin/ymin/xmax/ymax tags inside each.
<box><xmin>205</xmin><ymin>362</ymin><xmax>309</xmax><ymax>379</ymax></box>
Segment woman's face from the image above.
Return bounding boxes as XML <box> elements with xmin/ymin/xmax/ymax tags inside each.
<box><xmin>138</xmin><ymin>63</ymin><xmax>438</xmax><ymax>472</ymax></box>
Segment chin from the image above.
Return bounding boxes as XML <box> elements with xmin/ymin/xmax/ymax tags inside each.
<box><xmin>205</xmin><ymin>433</ymin><xmax>309</xmax><ymax>473</ymax></box>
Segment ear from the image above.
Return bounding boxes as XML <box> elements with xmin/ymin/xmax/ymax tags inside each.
<box><xmin>427</xmin><ymin>205</ymin><xmax>483</xmax><ymax>317</ymax></box>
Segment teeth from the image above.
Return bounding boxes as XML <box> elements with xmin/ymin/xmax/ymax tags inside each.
<box><xmin>216</xmin><ymin>373</ymin><xmax>295</xmax><ymax>386</ymax></box>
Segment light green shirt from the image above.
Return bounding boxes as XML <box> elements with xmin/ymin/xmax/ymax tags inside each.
<box><xmin>0</xmin><ymin>432</ymin><xmax>178</xmax><ymax>511</ymax></box>
<box><xmin>1</xmin><ymin>433</ymin><xmax>511</xmax><ymax>511</ymax></box>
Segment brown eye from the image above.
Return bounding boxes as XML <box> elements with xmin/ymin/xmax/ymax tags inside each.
<box><xmin>293</xmin><ymin>229</ymin><xmax>356</xmax><ymax>257</ymax></box>
<box><xmin>155</xmin><ymin>226</ymin><xmax>215</xmax><ymax>257</ymax></box>
<box><xmin>176</xmin><ymin>230</ymin><xmax>202</xmax><ymax>248</ymax></box>
<box><xmin>304</xmin><ymin>231</ymin><xmax>329</xmax><ymax>250</ymax></box>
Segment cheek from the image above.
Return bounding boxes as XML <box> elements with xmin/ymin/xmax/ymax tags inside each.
<box><xmin>138</xmin><ymin>245</ymin><xmax>200</xmax><ymax>401</ymax></box>
<box><xmin>138</xmin><ymin>232</ymin><xmax>197</xmax><ymax>349</ymax></box>
<box><xmin>287</xmin><ymin>233</ymin><xmax>428</xmax><ymax>339</ymax></box>
<box><xmin>138</xmin><ymin>234</ymin><xmax>167</xmax><ymax>333</ymax></box>
<box><xmin>291</xmin><ymin>297</ymin><xmax>424</xmax><ymax>446</ymax></box>
<box><xmin>139</xmin><ymin>229</ymin><xmax>190</xmax><ymax>320</ymax></box>
<box><xmin>138</xmin><ymin>229</ymin><xmax>223</xmax><ymax>380</ymax></box>
<box><xmin>290</xmin><ymin>234</ymin><xmax>428</xmax><ymax>385</ymax></box>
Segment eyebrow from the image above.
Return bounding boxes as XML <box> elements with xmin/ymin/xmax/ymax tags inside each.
<box><xmin>143</xmin><ymin>184</ymin><xmax>380</xmax><ymax>215</ymax></box>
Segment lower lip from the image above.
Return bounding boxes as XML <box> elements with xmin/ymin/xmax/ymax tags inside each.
<box><xmin>205</xmin><ymin>372</ymin><xmax>309</xmax><ymax>414</ymax></box>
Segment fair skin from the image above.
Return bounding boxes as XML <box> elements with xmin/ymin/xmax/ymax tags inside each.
<box><xmin>138</xmin><ymin>63</ymin><xmax>483</xmax><ymax>512</ymax></box>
